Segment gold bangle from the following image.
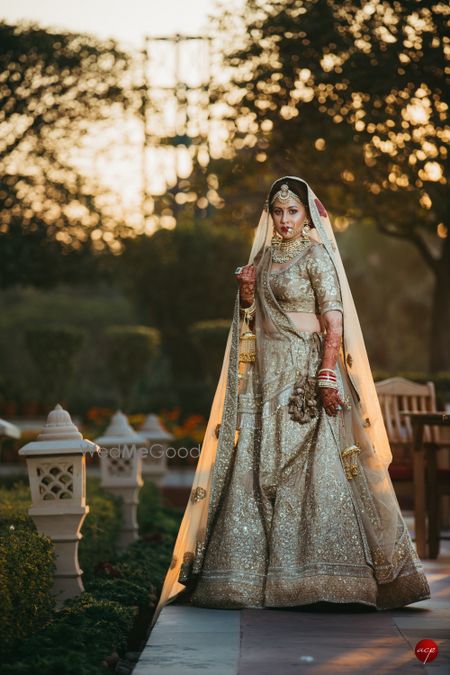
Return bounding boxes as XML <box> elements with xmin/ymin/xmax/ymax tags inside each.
<box><xmin>240</xmin><ymin>298</ymin><xmax>256</xmax><ymax>318</ymax></box>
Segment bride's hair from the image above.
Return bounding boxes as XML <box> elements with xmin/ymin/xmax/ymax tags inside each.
<box><xmin>268</xmin><ymin>177</ymin><xmax>314</xmax><ymax>226</ymax></box>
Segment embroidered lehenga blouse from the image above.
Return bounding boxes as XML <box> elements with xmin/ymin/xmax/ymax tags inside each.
<box><xmin>179</xmin><ymin>241</ymin><xmax>430</xmax><ymax>610</ymax></box>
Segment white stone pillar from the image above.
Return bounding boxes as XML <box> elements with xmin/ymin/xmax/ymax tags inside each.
<box><xmin>138</xmin><ymin>414</ymin><xmax>174</xmax><ymax>486</ymax></box>
<box><xmin>95</xmin><ymin>411</ymin><xmax>145</xmax><ymax>549</ymax></box>
<box><xmin>18</xmin><ymin>404</ymin><xmax>98</xmax><ymax>606</ymax></box>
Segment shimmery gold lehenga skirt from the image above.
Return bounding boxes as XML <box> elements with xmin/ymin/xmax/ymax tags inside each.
<box><xmin>181</xmin><ymin>331</ymin><xmax>430</xmax><ymax>610</ymax></box>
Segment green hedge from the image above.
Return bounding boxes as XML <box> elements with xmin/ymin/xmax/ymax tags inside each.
<box><xmin>189</xmin><ymin>319</ymin><xmax>230</xmax><ymax>385</ymax></box>
<box><xmin>0</xmin><ymin>479</ymin><xmax>32</xmax><ymax>528</ymax></box>
<box><xmin>1</xmin><ymin>593</ymin><xmax>135</xmax><ymax>675</ymax></box>
<box><xmin>0</xmin><ymin>477</ymin><xmax>123</xmax><ymax>584</ymax></box>
<box><xmin>79</xmin><ymin>477</ymin><xmax>123</xmax><ymax>583</ymax></box>
<box><xmin>24</xmin><ymin>325</ymin><xmax>86</xmax><ymax>406</ymax></box>
<box><xmin>0</xmin><ymin>522</ymin><xmax>56</xmax><ymax>660</ymax></box>
<box><xmin>137</xmin><ymin>479</ymin><xmax>181</xmax><ymax>539</ymax></box>
<box><xmin>101</xmin><ymin>325</ymin><xmax>161</xmax><ymax>411</ymax></box>
<box><xmin>0</xmin><ymin>477</ymin><xmax>181</xmax><ymax>673</ymax></box>
<box><xmin>0</xmin><ymin>476</ymin><xmax>123</xmax><ymax>658</ymax></box>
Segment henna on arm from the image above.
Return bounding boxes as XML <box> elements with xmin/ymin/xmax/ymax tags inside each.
<box><xmin>321</xmin><ymin>311</ymin><xmax>342</xmax><ymax>369</ymax></box>
<box><xmin>320</xmin><ymin>310</ymin><xmax>345</xmax><ymax>416</ymax></box>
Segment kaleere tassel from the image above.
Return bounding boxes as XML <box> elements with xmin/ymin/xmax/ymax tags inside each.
<box><xmin>239</xmin><ymin>300</ymin><xmax>256</xmax><ymax>363</ymax></box>
<box><xmin>288</xmin><ymin>375</ymin><xmax>320</xmax><ymax>423</ymax></box>
<box><xmin>340</xmin><ymin>444</ymin><xmax>361</xmax><ymax>480</ymax></box>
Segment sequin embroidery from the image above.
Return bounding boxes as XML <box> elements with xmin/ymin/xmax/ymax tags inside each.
<box><xmin>269</xmin><ymin>242</ymin><xmax>343</xmax><ymax>314</ymax></box>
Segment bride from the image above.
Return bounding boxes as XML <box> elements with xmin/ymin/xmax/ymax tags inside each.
<box><xmin>151</xmin><ymin>176</ymin><xmax>430</xmax><ymax>626</ymax></box>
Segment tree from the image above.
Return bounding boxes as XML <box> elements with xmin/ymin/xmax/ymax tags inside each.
<box><xmin>0</xmin><ymin>22</ymin><xmax>139</xmax><ymax>287</ymax></box>
<box><xmin>102</xmin><ymin>325</ymin><xmax>161</xmax><ymax>411</ymax></box>
<box><xmin>211</xmin><ymin>0</ymin><xmax>449</xmax><ymax>370</ymax></box>
<box><xmin>118</xmin><ymin>216</ymin><xmax>251</xmax><ymax>380</ymax></box>
<box><xmin>24</xmin><ymin>326</ymin><xmax>86</xmax><ymax>406</ymax></box>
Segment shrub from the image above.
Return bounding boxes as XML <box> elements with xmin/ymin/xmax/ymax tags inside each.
<box><xmin>24</xmin><ymin>325</ymin><xmax>86</xmax><ymax>405</ymax></box>
<box><xmin>0</xmin><ymin>523</ymin><xmax>56</xmax><ymax>659</ymax></box>
<box><xmin>137</xmin><ymin>479</ymin><xmax>182</xmax><ymax>539</ymax></box>
<box><xmin>0</xmin><ymin>479</ymin><xmax>31</xmax><ymax>528</ymax></box>
<box><xmin>79</xmin><ymin>477</ymin><xmax>123</xmax><ymax>582</ymax></box>
<box><xmin>102</xmin><ymin>325</ymin><xmax>161</xmax><ymax>411</ymax></box>
<box><xmin>0</xmin><ymin>475</ymin><xmax>180</xmax><ymax>672</ymax></box>
<box><xmin>0</xmin><ymin>476</ymin><xmax>123</xmax><ymax>658</ymax></box>
<box><xmin>84</xmin><ymin>577</ymin><xmax>155</xmax><ymax>610</ymax></box>
<box><xmin>189</xmin><ymin>319</ymin><xmax>230</xmax><ymax>385</ymax></box>
<box><xmin>1</xmin><ymin>594</ymin><xmax>135</xmax><ymax>675</ymax></box>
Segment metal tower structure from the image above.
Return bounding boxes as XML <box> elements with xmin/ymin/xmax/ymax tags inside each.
<box><xmin>140</xmin><ymin>33</ymin><xmax>213</xmax><ymax>230</ymax></box>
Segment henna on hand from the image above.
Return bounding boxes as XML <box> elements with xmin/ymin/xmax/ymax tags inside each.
<box><xmin>320</xmin><ymin>387</ymin><xmax>345</xmax><ymax>416</ymax></box>
<box><xmin>236</xmin><ymin>264</ymin><xmax>256</xmax><ymax>285</ymax></box>
<box><xmin>236</xmin><ymin>264</ymin><xmax>256</xmax><ymax>305</ymax></box>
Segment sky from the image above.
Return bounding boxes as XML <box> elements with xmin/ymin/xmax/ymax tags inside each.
<box><xmin>0</xmin><ymin>0</ymin><xmax>222</xmax><ymax>49</ymax></box>
<box><xmin>0</xmin><ymin>0</ymin><xmax>236</xmax><ymax>232</ymax></box>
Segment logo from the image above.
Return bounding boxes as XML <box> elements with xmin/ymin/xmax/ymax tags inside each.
<box><xmin>415</xmin><ymin>639</ymin><xmax>438</xmax><ymax>664</ymax></box>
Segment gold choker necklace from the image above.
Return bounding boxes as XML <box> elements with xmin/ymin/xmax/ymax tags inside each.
<box><xmin>271</xmin><ymin>235</ymin><xmax>310</xmax><ymax>263</ymax></box>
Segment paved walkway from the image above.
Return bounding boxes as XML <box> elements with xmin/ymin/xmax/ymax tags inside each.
<box><xmin>134</xmin><ymin>518</ymin><xmax>450</xmax><ymax>674</ymax></box>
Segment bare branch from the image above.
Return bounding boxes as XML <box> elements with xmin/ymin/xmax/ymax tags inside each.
<box><xmin>409</xmin><ymin>229</ymin><xmax>439</xmax><ymax>275</ymax></box>
<box><xmin>377</xmin><ymin>220</ymin><xmax>438</xmax><ymax>274</ymax></box>
<box><xmin>376</xmin><ymin>221</ymin><xmax>409</xmax><ymax>240</ymax></box>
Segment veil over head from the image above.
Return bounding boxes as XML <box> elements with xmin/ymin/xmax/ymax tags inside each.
<box><xmin>151</xmin><ymin>176</ymin><xmax>401</xmax><ymax>628</ymax></box>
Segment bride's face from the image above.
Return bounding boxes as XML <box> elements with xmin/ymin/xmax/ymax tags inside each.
<box><xmin>271</xmin><ymin>197</ymin><xmax>307</xmax><ymax>241</ymax></box>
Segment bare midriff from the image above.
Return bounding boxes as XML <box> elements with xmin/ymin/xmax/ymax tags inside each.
<box><xmin>286</xmin><ymin>311</ymin><xmax>323</xmax><ymax>333</ymax></box>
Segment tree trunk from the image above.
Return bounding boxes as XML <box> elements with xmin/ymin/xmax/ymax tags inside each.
<box><xmin>430</xmin><ymin>234</ymin><xmax>450</xmax><ymax>373</ymax></box>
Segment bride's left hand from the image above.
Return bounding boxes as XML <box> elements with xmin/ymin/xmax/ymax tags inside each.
<box><xmin>320</xmin><ymin>387</ymin><xmax>345</xmax><ymax>416</ymax></box>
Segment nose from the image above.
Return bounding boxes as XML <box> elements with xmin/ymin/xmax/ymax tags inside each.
<box><xmin>280</xmin><ymin>210</ymin><xmax>289</xmax><ymax>223</ymax></box>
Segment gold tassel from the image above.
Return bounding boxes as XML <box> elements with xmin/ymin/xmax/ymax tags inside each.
<box><xmin>341</xmin><ymin>444</ymin><xmax>361</xmax><ymax>480</ymax></box>
<box><xmin>239</xmin><ymin>330</ymin><xmax>256</xmax><ymax>362</ymax></box>
<box><xmin>178</xmin><ymin>551</ymin><xmax>194</xmax><ymax>584</ymax></box>
<box><xmin>239</xmin><ymin>301</ymin><xmax>256</xmax><ymax>363</ymax></box>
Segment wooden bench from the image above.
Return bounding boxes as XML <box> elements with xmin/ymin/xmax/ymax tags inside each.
<box><xmin>375</xmin><ymin>377</ymin><xmax>450</xmax><ymax>533</ymax></box>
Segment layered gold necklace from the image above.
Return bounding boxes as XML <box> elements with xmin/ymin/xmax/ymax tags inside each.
<box><xmin>271</xmin><ymin>235</ymin><xmax>310</xmax><ymax>263</ymax></box>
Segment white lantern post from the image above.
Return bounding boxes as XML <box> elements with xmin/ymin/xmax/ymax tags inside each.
<box><xmin>95</xmin><ymin>411</ymin><xmax>145</xmax><ymax>549</ymax></box>
<box><xmin>138</xmin><ymin>414</ymin><xmax>174</xmax><ymax>485</ymax></box>
<box><xmin>18</xmin><ymin>404</ymin><xmax>98</xmax><ymax>605</ymax></box>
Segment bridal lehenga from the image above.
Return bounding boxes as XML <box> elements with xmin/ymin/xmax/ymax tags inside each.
<box><xmin>151</xmin><ymin>177</ymin><xmax>430</xmax><ymax>627</ymax></box>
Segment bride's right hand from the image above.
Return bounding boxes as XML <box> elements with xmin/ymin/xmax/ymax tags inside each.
<box><xmin>235</xmin><ymin>264</ymin><xmax>256</xmax><ymax>304</ymax></box>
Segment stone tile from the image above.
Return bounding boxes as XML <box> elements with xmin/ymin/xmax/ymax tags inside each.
<box><xmin>238</xmin><ymin>608</ymin><xmax>424</xmax><ymax>674</ymax></box>
<box><xmin>149</xmin><ymin>605</ymin><xmax>240</xmax><ymax>632</ymax></box>
<box><xmin>393</xmin><ymin>615</ymin><xmax>450</xmax><ymax>630</ymax></box>
<box><xmin>238</xmin><ymin>646</ymin><xmax>424</xmax><ymax>674</ymax></box>
<box><xmin>397</xmin><ymin>629</ymin><xmax>450</xmax><ymax>640</ymax></box>
<box><xmin>241</xmin><ymin>608</ymin><xmax>400</xmax><ymax>637</ymax></box>
<box><xmin>132</xmin><ymin>522</ymin><xmax>450</xmax><ymax>674</ymax></box>
<box><xmin>134</xmin><ymin>635</ymin><xmax>239</xmax><ymax>675</ymax></box>
<box><xmin>148</xmin><ymin>629</ymin><xmax>239</xmax><ymax>647</ymax></box>
<box><xmin>132</xmin><ymin>606</ymin><xmax>240</xmax><ymax>675</ymax></box>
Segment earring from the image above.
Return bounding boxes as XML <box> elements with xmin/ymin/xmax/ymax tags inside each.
<box><xmin>271</xmin><ymin>231</ymin><xmax>283</xmax><ymax>247</ymax></box>
<box><xmin>302</xmin><ymin>217</ymin><xmax>312</xmax><ymax>240</ymax></box>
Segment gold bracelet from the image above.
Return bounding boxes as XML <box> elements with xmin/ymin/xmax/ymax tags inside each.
<box><xmin>240</xmin><ymin>298</ymin><xmax>256</xmax><ymax>317</ymax></box>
